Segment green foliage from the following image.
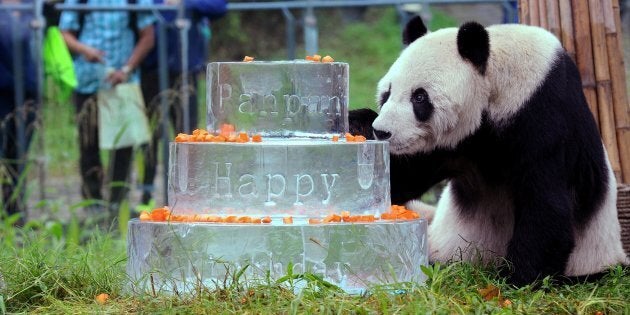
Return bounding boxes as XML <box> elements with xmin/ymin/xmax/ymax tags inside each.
<box><xmin>0</xmin><ymin>229</ymin><xmax>628</xmax><ymax>314</ymax></box>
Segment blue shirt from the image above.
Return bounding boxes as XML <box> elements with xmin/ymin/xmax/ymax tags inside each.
<box><xmin>59</xmin><ymin>0</ymin><xmax>156</xmax><ymax>94</ymax></box>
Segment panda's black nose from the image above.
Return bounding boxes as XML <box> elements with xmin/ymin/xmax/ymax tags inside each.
<box><xmin>373</xmin><ymin>129</ymin><xmax>391</xmax><ymax>140</ymax></box>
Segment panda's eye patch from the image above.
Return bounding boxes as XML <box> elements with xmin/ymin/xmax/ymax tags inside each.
<box><xmin>411</xmin><ymin>88</ymin><xmax>433</xmax><ymax>122</ymax></box>
<box><xmin>379</xmin><ymin>85</ymin><xmax>391</xmax><ymax>107</ymax></box>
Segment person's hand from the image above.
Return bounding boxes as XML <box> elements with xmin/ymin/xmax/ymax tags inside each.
<box><xmin>106</xmin><ymin>69</ymin><xmax>128</xmax><ymax>86</ymax></box>
<box><xmin>81</xmin><ymin>46</ymin><xmax>105</xmax><ymax>63</ymax></box>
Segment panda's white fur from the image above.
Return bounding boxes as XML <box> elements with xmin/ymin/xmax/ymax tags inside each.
<box><xmin>374</xmin><ymin>24</ymin><xmax>559</xmax><ymax>154</ymax></box>
<box><xmin>370</xmin><ymin>17</ymin><xmax>628</xmax><ymax>285</ymax></box>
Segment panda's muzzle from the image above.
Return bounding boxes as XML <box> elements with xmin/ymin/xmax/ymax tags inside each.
<box><xmin>373</xmin><ymin>129</ymin><xmax>392</xmax><ymax>141</ymax></box>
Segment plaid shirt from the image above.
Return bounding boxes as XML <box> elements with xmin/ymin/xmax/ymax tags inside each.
<box><xmin>59</xmin><ymin>0</ymin><xmax>155</xmax><ymax>94</ymax></box>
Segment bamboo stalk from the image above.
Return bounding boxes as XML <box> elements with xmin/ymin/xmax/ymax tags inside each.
<box><xmin>539</xmin><ymin>0</ymin><xmax>549</xmax><ymax>29</ymax></box>
<box><xmin>519</xmin><ymin>0</ymin><xmax>530</xmax><ymax>25</ymax></box>
<box><xmin>558</xmin><ymin>0</ymin><xmax>576</xmax><ymax>61</ymax></box>
<box><xmin>530</xmin><ymin>0</ymin><xmax>540</xmax><ymax>26</ymax></box>
<box><xmin>571</xmin><ymin>0</ymin><xmax>599</xmax><ymax>127</ymax></box>
<box><xmin>589</xmin><ymin>0</ymin><xmax>623</xmax><ymax>181</ymax></box>
<box><xmin>604</xmin><ymin>0</ymin><xmax>630</xmax><ymax>183</ymax></box>
<box><xmin>546</xmin><ymin>0</ymin><xmax>561</xmax><ymax>39</ymax></box>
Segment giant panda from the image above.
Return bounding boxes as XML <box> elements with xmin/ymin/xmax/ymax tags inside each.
<box><xmin>357</xmin><ymin>16</ymin><xmax>629</xmax><ymax>286</ymax></box>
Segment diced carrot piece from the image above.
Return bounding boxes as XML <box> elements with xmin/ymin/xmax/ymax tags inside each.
<box><xmin>358</xmin><ymin>215</ymin><xmax>376</xmax><ymax>222</ymax></box>
<box><xmin>238</xmin><ymin>132</ymin><xmax>249</xmax><ymax>142</ymax></box>
<box><xmin>283</xmin><ymin>216</ymin><xmax>293</xmax><ymax>224</ymax></box>
<box><xmin>354</xmin><ymin>135</ymin><xmax>366</xmax><ymax>142</ymax></box>
<box><xmin>380</xmin><ymin>213</ymin><xmax>394</xmax><ymax>220</ymax></box>
<box><xmin>243</xmin><ymin>56</ymin><xmax>254</xmax><ymax>62</ymax></box>
<box><xmin>323</xmin><ymin>213</ymin><xmax>341</xmax><ymax>223</ymax></box>
<box><xmin>238</xmin><ymin>216</ymin><xmax>252</xmax><ymax>223</ymax></box>
<box><xmin>332</xmin><ymin>135</ymin><xmax>339</xmax><ymax>142</ymax></box>
<box><xmin>252</xmin><ymin>134</ymin><xmax>263</xmax><ymax>142</ymax></box>
<box><xmin>139</xmin><ymin>211</ymin><xmax>151</xmax><ymax>221</ymax></box>
<box><xmin>322</xmin><ymin>55</ymin><xmax>334</xmax><ymax>63</ymax></box>
<box><xmin>224</xmin><ymin>215</ymin><xmax>238</xmax><ymax>223</ymax></box>
<box><xmin>95</xmin><ymin>293</ymin><xmax>109</xmax><ymax>305</ymax></box>
<box><xmin>150</xmin><ymin>207</ymin><xmax>170</xmax><ymax>221</ymax></box>
<box><xmin>261</xmin><ymin>216</ymin><xmax>272</xmax><ymax>224</ymax></box>
<box><xmin>220</xmin><ymin>124</ymin><xmax>235</xmax><ymax>137</ymax></box>
<box><xmin>345</xmin><ymin>133</ymin><xmax>355</xmax><ymax>142</ymax></box>
<box><xmin>308</xmin><ymin>218</ymin><xmax>322</xmax><ymax>224</ymax></box>
<box><xmin>226</xmin><ymin>135</ymin><xmax>237</xmax><ymax>142</ymax></box>
<box><xmin>175</xmin><ymin>133</ymin><xmax>189</xmax><ymax>142</ymax></box>
<box><xmin>312</xmin><ymin>54</ymin><xmax>322</xmax><ymax>62</ymax></box>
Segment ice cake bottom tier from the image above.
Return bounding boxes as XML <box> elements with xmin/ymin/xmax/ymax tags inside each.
<box><xmin>126</xmin><ymin>218</ymin><xmax>428</xmax><ymax>294</ymax></box>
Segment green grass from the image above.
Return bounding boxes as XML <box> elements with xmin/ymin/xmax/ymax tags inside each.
<box><xmin>0</xmin><ymin>230</ymin><xmax>628</xmax><ymax>314</ymax></box>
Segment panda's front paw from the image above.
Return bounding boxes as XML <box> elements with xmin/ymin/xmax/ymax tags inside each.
<box><xmin>349</xmin><ymin>108</ymin><xmax>378</xmax><ymax>139</ymax></box>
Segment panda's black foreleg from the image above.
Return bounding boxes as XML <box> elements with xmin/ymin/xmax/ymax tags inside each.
<box><xmin>505</xmin><ymin>176</ymin><xmax>575</xmax><ymax>286</ymax></box>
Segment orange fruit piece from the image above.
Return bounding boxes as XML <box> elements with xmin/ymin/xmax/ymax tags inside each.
<box><xmin>332</xmin><ymin>135</ymin><xmax>339</xmax><ymax>142</ymax></box>
<box><xmin>238</xmin><ymin>132</ymin><xmax>249</xmax><ymax>142</ymax></box>
<box><xmin>323</xmin><ymin>213</ymin><xmax>341</xmax><ymax>223</ymax></box>
<box><xmin>251</xmin><ymin>217</ymin><xmax>262</xmax><ymax>224</ymax></box>
<box><xmin>345</xmin><ymin>133</ymin><xmax>355</xmax><ymax>142</ymax></box>
<box><xmin>305</xmin><ymin>55</ymin><xmax>314</xmax><ymax>61</ymax></box>
<box><xmin>252</xmin><ymin>134</ymin><xmax>263</xmax><ymax>142</ymax></box>
<box><xmin>283</xmin><ymin>216</ymin><xmax>293</xmax><ymax>224</ymax></box>
<box><xmin>312</xmin><ymin>54</ymin><xmax>322</xmax><ymax>62</ymax></box>
<box><xmin>261</xmin><ymin>216</ymin><xmax>272</xmax><ymax>224</ymax></box>
<box><xmin>238</xmin><ymin>216</ymin><xmax>252</xmax><ymax>223</ymax></box>
<box><xmin>150</xmin><ymin>207</ymin><xmax>170</xmax><ymax>221</ymax></box>
<box><xmin>219</xmin><ymin>124</ymin><xmax>235</xmax><ymax>137</ymax></box>
<box><xmin>308</xmin><ymin>218</ymin><xmax>322</xmax><ymax>224</ymax></box>
<box><xmin>95</xmin><ymin>293</ymin><xmax>109</xmax><ymax>305</ymax></box>
<box><xmin>354</xmin><ymin>135</ymin><xmax>366</xmax><ymax>142</ymax></box>
<box><xmin>139</xmin><ymin>211</ymin><xmax>151</xmax><ymax>221</ymax></box>
<box><xmin>243</xmin><ymin>56</ymin><xmax>254</xmax><ymax>62</ymax></box>
<box><xmin>175</xmin><ymin>133</ymin><xmax>189</xmax><ymax>142</ymax></box>
<box><xmin>224</xmin><ymin>215</ymin><xmax>238</xmax><ymax>223</ymax></box>
<box><xmin>322</xmin><ymin>55</ymin><xmax>334</xmax><ymax>63</ymax></box>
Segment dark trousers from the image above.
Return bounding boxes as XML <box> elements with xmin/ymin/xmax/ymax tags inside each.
<box><xmin>0</xmin><ymin>89</ymin><xmax>35</xmax><ymax>220</ymax></box>
<box><xmin>74</xmin><ymin>92</ymin><xmax>133</xmax><ymax>207</ymax></box>
<box><xmin>139</xmin><ymin>70</ymin><xmax>198</xmax><ymax>203</ymax></box>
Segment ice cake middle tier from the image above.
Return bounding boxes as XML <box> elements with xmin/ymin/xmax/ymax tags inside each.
<box><xmin>168</xmin><ymin>139</ymin><xmax>390</xmax><ymax>217</ymax></box>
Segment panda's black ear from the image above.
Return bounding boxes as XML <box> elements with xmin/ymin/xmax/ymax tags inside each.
<box><xmin>457</xmin><ymin>21</ymin><xmax>490</xmax><ymax>75</ymax></box>
<box><xmin>403</xmin><ymin>16</ymin><xmax>428</xmax><ymax>46</ymax></box>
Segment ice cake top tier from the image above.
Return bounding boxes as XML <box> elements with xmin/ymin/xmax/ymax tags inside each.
<box><xmin>206</xmin><ymin>61</ymin><xmax>349</xmax><ymax>138</ymax></box>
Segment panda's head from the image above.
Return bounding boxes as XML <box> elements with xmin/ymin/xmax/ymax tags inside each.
<box><xmin>372</xmin><ymin>16</ymin><xmax>492</xmax><ymax>154</ymax></box>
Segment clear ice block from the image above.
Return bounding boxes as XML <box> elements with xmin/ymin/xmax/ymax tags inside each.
<box><xmin>168</xmin><ymin>140</ymin><xmax>390</xmax><ymax>217</ymax></box>
<box><xmin>206</xmin><ymin>61</ymin><xmax>349</xmax><ymax>137</ymax></box>
<box><xmin>126</xmin><ymin>219</ymin><xmax>428</xmax><ymax>294</ymax></box>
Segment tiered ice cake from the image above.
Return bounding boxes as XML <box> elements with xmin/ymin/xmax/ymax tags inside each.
<box><xmin>126</xmin><ymin>61</ymin><xmax>428</xmax><ymax>294</ymax></box>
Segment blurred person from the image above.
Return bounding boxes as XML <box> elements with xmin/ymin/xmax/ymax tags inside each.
<box><xmin>0</xmin><ymin>0</ymin><xmax>37</xmax><ymax>225</ymax></box>
<box><xmin>137</xmin><ymin>0</ymin><xmax>226</xmax><ymax>210</ymax></box>
<box><xmin>59</xmin><ymin>0</ymin><xmax>155</xmax><ymax>221</ymax></box>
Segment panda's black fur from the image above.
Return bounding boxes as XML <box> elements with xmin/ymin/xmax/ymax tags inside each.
<box><xmin>350</xmin><ymin>16</ymin><xmax>628</xmax><ymax>286</ymax></box>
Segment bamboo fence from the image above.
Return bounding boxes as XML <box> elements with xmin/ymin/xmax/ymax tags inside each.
<box><xmin>519</xmin><ymin>0</ymin><xmax>630</xmax><ymax>185</ymax></box>
<box><xmin>519</xmin><ymin>0</ymin><xmax>630</xmax><ymax>254</ymax></box>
